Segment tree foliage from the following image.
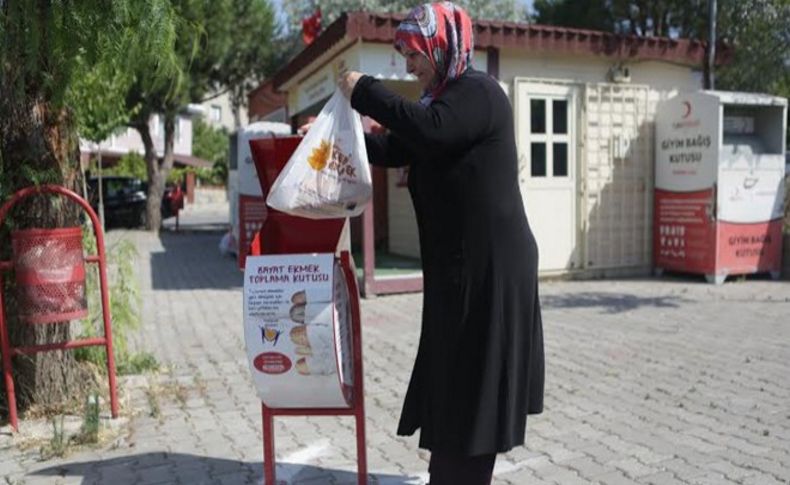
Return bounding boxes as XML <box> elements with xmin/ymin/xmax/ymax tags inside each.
<box><xmin>67</xmin><ymin>0</ymin><xmax>181</xmax><ymax>145</ymax></box>
<box><xmin>534</xmin><ymin>0</ymin><xmax>707</xmax><ymax>38</ymax></box>
<box><xmin>532</xmin><ymin>0</ymin><xmax>789</xmax><ymax>104</ymax></box>
<box><xmin>715</xmin><ymin>0</ymin><xmax>789</xmax><ymax>98</ymax></box>
<box><xmin>193</xmin><ymin>118</ymin><xmax>230</xmax><ymax>185</ymax></box>
<box><xmin>0</xmin><ymin>0</ymin><xmax>178</xmax><ymax>413</ymax></box>
<box><xmin>104</xmin><ymin>152</ymin><xmax>148</xmax><ymax>180</ymax></box>
<box><xmin>122</xmin><ymin>0</ymin><xmax>277</xmax><ymax>229</ymax></box>
<box><xmin>193</xmin><ymin>118</ymin><xmax>229</xmax><ymax>165</ymax></box>
<box><xmin>213</xmin><ymin>0</ymin><xmax>278</xmax><ymax>126</ymax></box>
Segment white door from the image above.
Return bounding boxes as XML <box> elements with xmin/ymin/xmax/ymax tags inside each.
<box><xmin>515</xmin><ymin>81</ymin><xmax>580</xmax><ymax>272</ymax></box>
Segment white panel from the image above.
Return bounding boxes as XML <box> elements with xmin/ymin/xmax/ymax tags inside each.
<box><xmin>718</xmin><ymin>168</ymin><xmax>785</xmax><ymax>223</ymax></box>
<box><xmin>654</xmin><ymin>93</ymin><xmax>719</xmax><ymax>191</ymax></box>
<box><xmin>515</xmin><ymin>80</ymin><xmax>580</xmax><ymax>273</ymax></box>
<box><xmin>522</xmin><ymin>187</ymin><xmax>576</xmax><ymax>270</ymax></box>
<box><xmin>359</xmin><ymin>44</ymin><xmax>487</xmax><ymax>82</ymax></box>
<box><xmin>237</xmin><ymin>122</ymin><xmax>292</xmax><ymax>196</ymax></box>
<box><xmin>387</xmin><ymin>170</ymin><xmax>420</xmax><ymax>259</ymax></box>
<box><xmin>499</xmin><ymin>53</ymin><xmax>700</xmax><ymax>94</ymax></box>
<box><xmin>296</xmin><ymin>47</ymin><xmax>361</xmax><ymax>113</ymax></box>
<box><xmin>582</xmin><ymin>83</ymin><xmax>654</xmax><ymax>270</ymax></box>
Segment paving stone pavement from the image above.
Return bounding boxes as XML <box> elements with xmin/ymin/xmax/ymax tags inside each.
<box><xmin>2</xmin><ymin>206</ymin><xmax>790</xmax><ymax>484</ymax></box>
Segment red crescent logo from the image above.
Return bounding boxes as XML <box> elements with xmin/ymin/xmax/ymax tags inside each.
<box><xmin>682</xmin><ymin>101</ymin><xmax>692</xmax><ymax>119</ymax></box>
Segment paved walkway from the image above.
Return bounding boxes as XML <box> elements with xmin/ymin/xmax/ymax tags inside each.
<box><xmin>2</xmin><ymin>204</ymin><xmax>790</xmax><ymax>484</ymax></box>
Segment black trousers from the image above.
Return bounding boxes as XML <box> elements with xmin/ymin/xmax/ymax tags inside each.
<box><xmin>428</xmin><ymin>452</ymin><xmax>496</xmax><ymax>485</ymax></box>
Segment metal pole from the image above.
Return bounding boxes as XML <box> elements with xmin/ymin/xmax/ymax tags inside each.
<box><xmin>706</xmin><ymin>0</ymin><xmax>717</xmax><ymax>90</ymax></box>
<box><xmin>262</xmin><ymin>403</ymin><xmax>276</xmax><ymax>484</ymax></box>
<box><xmin>97</xmin><ymin>147</ymin><xmax>106</xmax><ymax>230</ymax></box>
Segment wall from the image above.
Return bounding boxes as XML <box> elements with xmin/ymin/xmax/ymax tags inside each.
<box><xmin>83</xmin><ymin>114</ymin><xmax>194</xmax><ymax>157</ymax></box>
<box><xmin>378</xmin><ymin>80</ymin><xmax>423</xmax><ymax>259</ymax></box>
<box><xmin>387</xmin><ymin>166</ymin><xmax>420</xmax><ymax>258</ymax></box>
<box><xmin>498</xmin><ymin>50</ymin><xmax>702</xmax><ymax>94</ymax></box>
<box><xmin>502</xmin><ymin>51</ymin><xmax>702</xmax><ymax>276</ymax></box>
<box><xmin>201</xmin><ymin>90</ymin><xmax>249</xmax><ymax>131</ymax></box>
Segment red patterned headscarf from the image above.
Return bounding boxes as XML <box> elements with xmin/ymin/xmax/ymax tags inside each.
<box><xmin>394</xmin><ymin>2</ymin><xmax>474</xmax><ymax>105</ymax></box>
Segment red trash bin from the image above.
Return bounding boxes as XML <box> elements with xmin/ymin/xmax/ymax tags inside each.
<box><xmin>11</xmin><ymin>227</ymin><xmax>88</xmax><ymax>324</ymax></box>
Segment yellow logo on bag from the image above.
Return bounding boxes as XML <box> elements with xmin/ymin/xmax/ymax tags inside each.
<box><xmin>308</xmin><ymin>139</ymin><xmax>332</xmax><ymax>171</ymax></box>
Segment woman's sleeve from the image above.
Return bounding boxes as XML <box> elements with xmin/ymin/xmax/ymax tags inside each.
<box><xmin>364</xmin><ymin>132</ymin><xmax>412</xmax><ymax>168</ymax></box>
<box><xmin>351</xmin><ymin>75</ymin><xmax>491</xmax><ymax>154</ymax></box>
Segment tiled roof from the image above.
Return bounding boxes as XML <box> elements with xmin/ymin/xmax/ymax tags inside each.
<box><xmin>272</xmin><ymin>11</ymin><xmax>729</xmax><ymax>89</ymax></box>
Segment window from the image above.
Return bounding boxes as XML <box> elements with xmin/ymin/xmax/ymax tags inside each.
<box><xmin>553</xmin><ymin>100</ymin><xmax>568</xmax><ymax>134</ymax></box>
<box><xmin>531</xmin><ymin>143</ymin><xmax>546</xmax><ymax>177</ymax></box>
<box><xmin>553</xmin><ymin>143</ymin><xmax>568</xmax><ymax>176</ymax></box>
<box><xmin>211</xmin><ymin>105</ymin><xmax>222</xmax><ymax>123</ymax></box>
<box><xmin>530</xmin><ymin>99</ymin><xmax>546</xmax><ymax>134</ymax></box>
<box><xmin>527</xmin><ymin>94</ymin><xmax>571</xmax><ymax>179</ymax></box>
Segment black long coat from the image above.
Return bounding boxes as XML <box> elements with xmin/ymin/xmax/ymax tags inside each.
<box><xmin>351</xmin><ymin>69</ymin><xmax>544</xmax><ymax>456</ymax></box>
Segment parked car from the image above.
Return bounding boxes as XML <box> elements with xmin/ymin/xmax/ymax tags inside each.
<box><xmin>87</xmin><ymin>176</ymin><xmax>182</xmax><ymax>228</ymax></box>
<box><xmin>87</xmin><ymin>176</ymin><xmax>147</xmax><ymax>228</ymax></box>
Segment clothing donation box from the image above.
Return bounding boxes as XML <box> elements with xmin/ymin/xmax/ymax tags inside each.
<box><xmin>654</xmin><ymin>91</ymin><xmax>787</xmax><ymax>284</ymax></box>
<box><xmin>243</xmin><ymin>137</ymin><xmax>368</xmax><ymax>485</ymax></box>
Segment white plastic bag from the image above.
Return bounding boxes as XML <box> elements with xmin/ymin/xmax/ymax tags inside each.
<box><xmin>266</xmin><ymin>89</ymin><xmax>372</xmax><ymax>219</ymax></box>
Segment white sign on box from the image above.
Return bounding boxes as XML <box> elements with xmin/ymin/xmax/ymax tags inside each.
<box><xmin>243</xmin><ymin>253</ymin><xmax>353</xmax><ymax>408</ymax></box>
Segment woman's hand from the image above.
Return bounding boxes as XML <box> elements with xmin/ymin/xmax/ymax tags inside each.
<box><xmin>338</xmin><ymin>71</ymin><xmax>363</xmax><ymax>99</ymax></box>
<box><xmin>297</xmin><ymin>122</ymin><xmax>312</xmax><ymax>135</ymax></box>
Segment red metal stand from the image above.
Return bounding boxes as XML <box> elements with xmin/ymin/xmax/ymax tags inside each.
<box><xmin>248</xmin><ymin>135</ymin><xmax>368</xmax><ymax>484</ymax></box>
<box><xmin>255</xmin><ymin>250</ymin><xmax>368</xmax><ymax>485</ymax></box>
<box><xmin>0</xmin><ymin>185</ymin><xmax>119</xmax><ymax>431</ymax></box>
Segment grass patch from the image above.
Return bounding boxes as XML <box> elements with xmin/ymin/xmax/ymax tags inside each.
<box><xmin>118</xmin><ymin>352</ymin><xmax>159</xmax><ymax>375</ymax></box>
<box><xmin>144</xmin><ymin>383</ymin><xmax>161</xmax><ymax>420</ymax></box>
<box><xmin>39</xmin><ymin>415</ymin><xmax>68</xmax><ymax>459</ymax></box>
<box><xmin>75</xmin><ymin>231</ymin><xmax>159</xmax><ymax>375</ymax></box>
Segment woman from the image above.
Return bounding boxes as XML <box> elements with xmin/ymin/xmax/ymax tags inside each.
<box><xmin>339</xmin><ymin>3</ymin><xmax>545</xmax><ymax>484</ymax></box>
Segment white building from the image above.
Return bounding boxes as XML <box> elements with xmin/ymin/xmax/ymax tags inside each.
<box><xmin>198</xmin><ymin>90</ymin><xmax>249</xmax><ymax>131</ymax></box>
<box><xmin>80</xmin><ymin>107</ymin><xmax>211</xmax><ymax>204</ymax></box>
<box><xmin>252</xmin><ymin>12</ymin><xmax>730</xmax><ymax>294</ymax></box>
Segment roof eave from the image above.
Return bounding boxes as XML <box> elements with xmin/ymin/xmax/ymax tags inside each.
<box><xmin>270</xmin><ymin>12</ymin><xmax>725</xmax><ymax>90</ymax></box>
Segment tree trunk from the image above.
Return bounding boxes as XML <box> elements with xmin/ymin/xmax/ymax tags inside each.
<box><xmin>231</xmin><ymin>87</ymin><xmax>244</xmax><ymax>130</ymax></box>
<box><xmin>161</xmin><ymin>112</ymin><xmax>177</xmax><ymax>204</ymax></box>
<box><xmin>0</xmin><ymin>97</ymin><xmax>84</xmax><ymax>413</ymax></box>
<box><xmin>141</xmin><ymin>112</ymin><xmax>176</xmax><ymax>231</ymax></box>
<box><xmin>133</xmin><ymin>118</ymin><xmax>163</xmax><ymax>231</ymax></box>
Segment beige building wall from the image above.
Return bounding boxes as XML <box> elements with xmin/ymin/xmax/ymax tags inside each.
<box><xmin>377</xmin><ymin>81</ymin><xmax>423</xmax><ymax>259</ymax></box>
<box><xmin>387</xmin><ymin>169</ymin><xmax>421</xmax><ymax>258</ymax></box>
<box><xmin>81</xmin><ymin>114</ymin><xmax>193</xmax><ymax>158</ymax></box>
<box><xmin>281</xmin><ymin>41</ymin><xmax>705</xmax><ymax>273</ymax></box>
<box><xmin>500</xmin><ymin>52</ymin><xmax>702</xmax><ymax>276</ymax></box>
<box><xmin>498</xmin><ymin>51</ymin><xmax>702</xmax><ymax>93</ymax></box>
<box><xmin>201</xmin><ymin>90</ymin><xmax>249</xmax><ymax>131</ymax></box>
<box><xmin>381</xmin><ymin>54</ymin><xmax>702</xmax><ymax>264</ymax></box>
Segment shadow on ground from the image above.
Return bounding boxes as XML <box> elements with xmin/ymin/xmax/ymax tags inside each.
<box><xmin>540</xmin><ymin>291</ymin><xmax>687</xmax><ymax>314</ymax></box>
<box><xmin>150</xmin><ymin>229</ymin><xmax>243</xmax><ymax>291</ymax></box>
<box><xmin>33</xmin><ymin>452</ymin><xmax>423</xmax><ymax>484</ymax></box>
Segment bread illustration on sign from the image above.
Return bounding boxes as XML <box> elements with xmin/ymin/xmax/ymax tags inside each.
<box><xmin>289</xmin><ymin>303</ymin><xmax>305</xmax><ymax>324</ymax></box>
<box><xmin>290</xmin><ymin>325</ymin><xmax>309</xmax><ymax>346</ymax></box>
<box><xmin>290</xmin><ymin>325</ymin><xmax>312</xmax><ymax>356</ymax></box>
<box><xmin>291</xmin><ymin>290</ymin><xmax>306</xmax><ymax>305</ymax></box>
<box><xmin>295</xmin><ymin>356</ymin><xmax>335</xmax><ymax>376</ymax></box>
